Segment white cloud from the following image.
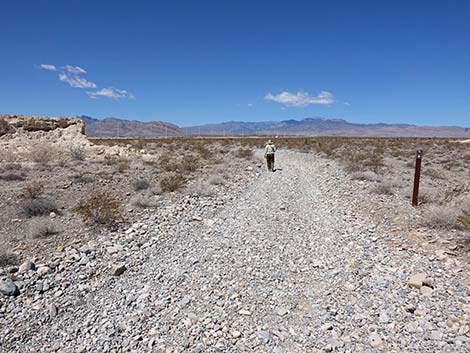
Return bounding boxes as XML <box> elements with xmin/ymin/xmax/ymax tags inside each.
<box><xmin>264</xmin><ymin>90</ymin><xmax>335</xmax><ymax>107</ymax></box>
<box><xmin>38</xmin><ymin>63</ymin><xmax>134</xmax><ymax>100</ymax></box>
<box><xmin>58</xmin><ymin>73</ymin><xmax>96</xmax><ymax>88</ymax></box>
<box><xmin>86</xmin><ymin>87</ymin><xmax>134</xmax><ymax>100</ymax></box>
<box><xmin>64</xmin><ymin>65</ymin><xmax>87</xmax><ymax>74</ymax></box>
<box><xmin>39</xmin><ymin>64</ymin><xmax>57</xmax><ymax>71</ymax></box>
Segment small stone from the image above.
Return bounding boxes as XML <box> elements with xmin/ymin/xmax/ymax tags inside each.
<box><xmin>111</xmin><ymin>263</ymin><xmax>127</xmax><ymax>276</ymax></box>
<box><xmin>48</xmin><ymin>304</ymin><xmax>58</xmax><ymax>317</ymax></box>
<box><xmin>232</xmin><ymin>331</ymin><xmax>241</xmax><ymax>338</ymax></box>
<box><xmin>379</xmin><ymin>312</ymin><xmax>390</xmax><ymax>323</ymax></box>
<box><xmin>430</xmin><ymin>330</ymin><xmax>443</xmax><ymax>341</ymax></box>
<box><xmin>408</xmin><ymin>273</ymin><xmax>427</xmax><ymax>289</ymax></box>
<box><xmin>78</xmin><ymin>255</ymin><xmax>89</xmax><ymax>266</ymax></box>
<box><xmin>238</xmin><ymin>309</ymin><xmax>251</xmax><ymax>316</ymax></box>
<box><xmin>369</xmin><ymin>333</ymin><xmax>383</xmax><ymax>348</ymax></box>
<box><xmin>0</xmin><ymin>279</ymin><xmax>20</xmax><ymax>297</ymax></box>
<box><xmin>179</xmin><ymin>296</ymin><xmax>191</xmax><ymax>308</ymax></box>
<box><xmin>107</xmin><ymin>245</ymin><xmax>123</xmax><ymax>255</ymax></box>
<box><xmin>276</xmin><ymin>307</ymin><xmax>289</xmax><ymax>316</ymax></box>
<box><xmin>36</xmin><ymin>266</ymin><xmax>50</xmax><ymax>277</ymax></box>
<box><xmin>19</xmin><ymin>260</ymin><xmax>35</xmax><ymax>272</ymax></box>
<box><xmin>258</xmin><ymin>330</ymin><xmax>270</xmax><ymax>343</ymax></box>
<box><xmin>420</xmin><ymin>286</ymin><xmax>433</xmax><ymax>296</ymax></box>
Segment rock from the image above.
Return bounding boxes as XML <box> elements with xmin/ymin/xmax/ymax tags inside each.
<box><xmin>379</xmin><ymin>312</ymin><xmax>390</xmax><ymax>324</ymax></box>
<box><xmin>258</xmin><ymin>330</ymin><xmax>270</xmax><ymax>343</ymax></box>
<box><xmin>276</xmin><ymin>307</ymin><xmax>289</xmax><ymax>317</ymax></box>
<box><xmin>78</xmin><ymin>254</ymin><xmax>89</xmax><ymax>266</ymax></box>
<box><xmin>111</xmin><ymin>263</ymin><xmax>127</xmax><ymax>276</ymax></box>
<box><xmin>0</xmin><ymin>279</ymin><xmax>20</xmax><ymax>297</ymax></box>
<box><xmin>36</xmin><ymin>266</ymin><xmax>50</xmax><ymax>277</ymax></box>
<box><xmin>107</xmin><ymin>245</ymin><xmax>123</xmax><ymax>255</ymax></box>
<box><xmin>238</xmin><ymin>309</ymin><xmax>251</xmax><ymax>316</ymax></box>
<box><xmin>430</xmin><ymin>330</ymin><xmax>443</xmax><ymax>341</ymax></box>
<box><xmin>19</xmin><ymin>260</ymin><xmax>35</xmax><ymax>272</ymax></box>
<box><xmin>369</xmin><ymin>333</ymin><xmax>383</xmax><ymax>348</ymax></box>
<box><xmin>408</xmin><ymin>273</ymin><xmax>427</xmax><ymax>289</ymax></box>
<box><xmin>179</xmin><ymin>296</ymin><xmax>191</xmax><ymax>308</ymax></box>
<box><xmin>231</xmin><ymin>331</ymin><xmax>241</xmax><ymax>338</ymax></box>
<box><xmin>48</xmin><ymin>304</ymin><xmax>58</xmax><ymax>317</ymax></box>
<box><xmin>420</xmin><ymin>286</ymin><xmax>433</xmax><ymax>296</ymax></box>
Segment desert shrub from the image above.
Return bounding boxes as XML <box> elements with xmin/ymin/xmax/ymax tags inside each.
<box><xmin>0</xmin><ymin>251</ymin><xmax>18</xmax><ymax>267</ymax></box>
<box><xmin>191</xmin><ymin>182</ymin><xmax>215</xmax><ymax>197</ymax></box>
<box><xmin>71</xmin><ymin>174</ymin><xmax>95</xmax><ymax>184</ymax></box>
<box><xmin>74</xmin><ymin>192</ymin><xmax>123</xmax><ymax>227</ymax></box>
<box><xmin>29</xmin><ymin>146</ymin><xmax>57</xmax><ymax>165</ymax></box>
<box><xmin>69</xmin><ymin>145</ymin><xmax>86</xmax><ymax>161</ymax></box>
<box><xmin>3</xmin><ymin>163</ymin><xmax>21</xmax><ymax>170</ymax></box>
<box><xmin>131</xmin><ymin>179</ymin><xmax>150</xmax><ymax>191</ymax></box>
<box><xmin>370</xmin><ymin>181</ymin><xmax>394</xmax><ymax>195</ymax></box>
<box><xmin>0</xmin><ymin>172</ymin><xmax>25</xmax><ymax>181</ymax></box>
<box><xmin>20</xmin><ymin>198</ymin><xmax>59</xmax><ymax>217</ymax></box>
<box><xmin>160</xmin><ymin>175</ymin><xmax>187</xmax><ymax>192</ymax></box>
<box><xmin>23</xmin><ymin>182</ymin><xmax>45</xmax><ymax>199</ymax></box>
<box><xmin>235</xmin><ymin>148</ymin><xmax>253</xmax><ymax>159</ymax></box>
<box><xmin>421</xmin><ymin>205</ymin><xmax>461</xmax><ymax>229</ymax></box>
<box><xmin>0</xmin><ymin>118</ymin><xmax>10</xmax><ymax>136</ymax></box>
<box><xmin>29</xmin><ymin>219</ymin><xmax>59</xmax><ymax>238</ymax></box>
<box><xmin>143</xmin><ymin>160</ymin><xmax>159</xmax><ymax>168</ymax></box>
<box><xmin>179</xmin><ymin>155</ymin><xmax>199</xmax><ymax>172</ymax></box>
<box><xmin>458</xmin><ymin>210</ymin><xmax>470</xmax><ymax>229</ymax></box>
<box><xmin>116</xmin><ymin>161</ymin><xmax>130</xmax><ymax>173</ymax></box>
<box><xmin>208</xmin><ymin>175</ymin><xmax>225</xmax><ymax>186</ymax></box>
<box><xmin>159</xmin><ymin>154</ymin><xmax>179</xmax><ymax>172</ymax></box>
<box><xmin>196</xmin><ymin>144</ymin><xmax>213</xmax><ymax>159</ymax></box>
<box><xmin>131</xmin><ymin>191</ymin><xmax>159</xmax><ymax>208</ymax></box>
<box><xmin>350</xmin><ymin>171</ymin><xmax>381</xmax><ymax>182</ymax></box>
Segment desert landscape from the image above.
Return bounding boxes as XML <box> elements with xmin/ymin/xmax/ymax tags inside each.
<box><xmin>0</xmin><ymin>115</ymin><xmax>469</xmax><ymax>352</ymax></box>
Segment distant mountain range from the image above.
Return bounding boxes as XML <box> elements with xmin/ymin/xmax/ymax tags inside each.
<box><xmin>185</xmin><ymin>117</ymin><xmax>470</xmax><ymax>137</ymax></box>
<box><xmin>80</xmin><ymin>116</ymin><xmax>470</xmax><ymax>138</ymax></box>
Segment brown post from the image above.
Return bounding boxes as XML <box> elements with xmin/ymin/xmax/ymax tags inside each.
<box><xmin>412</xmin><ymin>150</ymin><xmax>423</xmax><ymax>207</ymax></box>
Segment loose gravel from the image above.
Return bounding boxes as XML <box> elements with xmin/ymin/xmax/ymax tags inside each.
<box><xmin>1</xmin><ymin>150</ymin><xmax>469</xmax><ymax>352</ymax></box>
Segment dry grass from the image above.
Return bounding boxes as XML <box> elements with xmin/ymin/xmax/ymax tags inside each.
<box><xmin>0</xmin><ymin>251</ymin><xmax>18</xmax><ymax>267</ymax></box>
<box><xmin>29</xmin><ymin>219</ymin><xmax>59</xmax><ymax>238</ymax></box>
<box><xmin>160</xmin><ymin>175</ymin><xmax>187</xmax><ymax>192</ymax></box>
<box><xmin>23</xmin><ymin>182</ymin><xmax>45</xmax><ymax>199</ymax></box>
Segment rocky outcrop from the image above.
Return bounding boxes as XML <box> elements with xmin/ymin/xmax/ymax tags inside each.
<box><xmin>0</xmin><ymin>115</ymin><xmax>84</xmax><ymax>134</ymax></box>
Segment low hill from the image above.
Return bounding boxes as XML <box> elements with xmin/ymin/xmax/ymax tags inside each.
<box><xmin>80</xmin><ymin>116</ymin><xmax>183</xmax><ymax>137</ymax></box>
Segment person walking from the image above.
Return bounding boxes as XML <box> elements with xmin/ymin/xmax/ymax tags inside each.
<box><xmin>264</xmin><ymin>139</ymin><xmax>276</xmax><ymax>171</ymax></box>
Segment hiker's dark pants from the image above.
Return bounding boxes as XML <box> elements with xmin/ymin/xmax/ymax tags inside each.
<box><xmin>266</xmin><ymin>154</ymin><xmax>275</xmax><ymax>171</ymax></box>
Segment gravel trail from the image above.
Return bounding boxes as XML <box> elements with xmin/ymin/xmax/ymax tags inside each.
<box><xmin>2</xmin><ymin>151</ymin><xmax>469</xmax><ymax>352</ymax></box>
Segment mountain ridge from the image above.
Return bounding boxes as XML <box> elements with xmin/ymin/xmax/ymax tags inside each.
<box><xmin>78</xmin><ymin>115</ymin><xmax>470</xmax><ymax>138</ymax></box>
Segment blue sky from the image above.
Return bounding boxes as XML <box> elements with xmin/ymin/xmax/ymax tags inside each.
<box><xmin>1</xmin><ymin>0</ymin><xmax>469</xmax><ymax>127</ymax></box>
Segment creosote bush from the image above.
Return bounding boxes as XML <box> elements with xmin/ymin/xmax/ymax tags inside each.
<box><xmin>74</xmin><ymin>192</ymin><xmax>123</xmax><ymax>227</ymax></box>
<box><xmin>20</xmin><ymin>198</ymin><xmax>59</xmax><ymax>217</ymax></box>
<box><xmin>160</xmin><ymin>175</ymin><xmax>187</xmax><ymax>192</ymax></box>
<box><xmin>132</xmin><ymin>179</ymin><xmax>150</xmax><ymax>191</ymax></box>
